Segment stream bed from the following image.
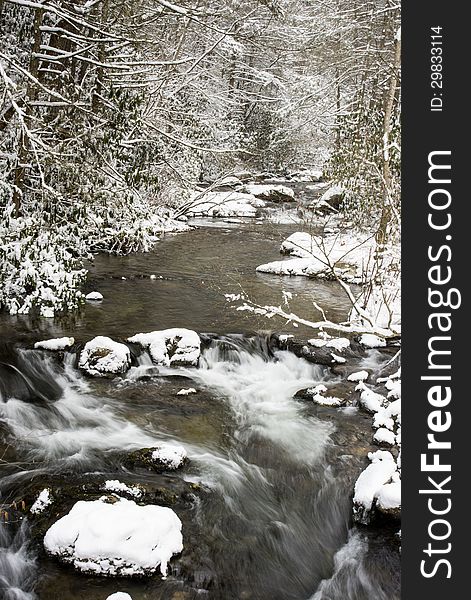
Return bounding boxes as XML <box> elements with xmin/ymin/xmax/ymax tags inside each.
<box><xmin>0</xmin><ymin>203</ymin><xmax>400</xmax><ymax>599</ymax></box>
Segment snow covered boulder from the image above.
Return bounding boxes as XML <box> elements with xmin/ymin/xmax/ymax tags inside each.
<box><xmin>106</xmin><ymin>594</ymin><xmax>133</xmax><ymax>600</ymax></box>
<box><xmin>288</xmin><ymin>168</ymin><xmax>323</xmax><ymax>182</ymax></box>
<box><xmin>353</xmin><ymin>450</ymin><xmax>398</xmax><ymax>524</ymax></box>
<box><xmin>317</xmin><ymin>185</ymin><xmax>345</xmax><ymax>210</ymax></box>
<box><xmin>85</xmin><ymin>291</ymin><xmax>103</xmax><ymax>302</ymax></box>
<box><xmin>128</xmin><ymin>328</ymin><xmax>200</xmax><ymax>367</ymax></box>
<box><xmin>187</xmin><ymin>191</ymin><xmax>264</xmax><ymax>218</ymax></box>
<box><xmin>34</xmin><ymin>337</ymin><xmax>74</xmax><ymax>351</ymax></box>
<box><xmin>243</xmin><ymin>184</ymin><xmax>295</xmax><ymax>203</ymax></box>
<box><xmin>280</xmin><ymin>232</ymin><xmax>315</xmax><ymax>258</ymax></box>
<box><xmin>43</xmin><ymin>498</ymin><xmax>183</xmax><ymax>577</ymax></box>
<box><xmin>126</xmin><ymin>444</ymin><xmax>187</xmax><ymax>472</ymax></box>
<box><xmin>78</xmin><ymin>336</ymin><xmax>131</xmax><ymax>377</ymax></box>
<box><xmin>376</xmin><ymin>481</ymin><xmax>401</xmax><ymax>520</ymax></box>
<box><xmin>212</xmin><ymin>176</ymin><xmax>243</xmax><ymax>190</ymax></box>
<box><xmin>359</xmin><ymin>333</ymin><xmax>386</xmax><ymax>348</ymax></box>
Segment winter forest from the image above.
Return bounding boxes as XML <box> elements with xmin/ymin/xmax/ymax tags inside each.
<box><xmin>0</xmin><ymin>0</ymin><xmax>401</xmax><ymax>599</ymax></box>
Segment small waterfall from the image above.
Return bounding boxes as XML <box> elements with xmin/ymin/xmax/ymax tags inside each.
<box><xmin>187</xmin><ymin>337</ymin><xmax>334</xmax><ymax>465</ymax></box>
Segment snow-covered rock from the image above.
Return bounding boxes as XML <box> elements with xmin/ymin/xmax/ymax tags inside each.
<box><xmin>44</xmin><ymin>498</ymin><xmax>183</xmax><ymax>577</ymax></box>
<box><xmin>243</xmin><ymin>184</ymin><xmax>295</xmax><ymax>203</ymax></box>
<box><xmin>34</xmin><ymin>337</ymin><xmax>74</xmax><ymax>351</ymax></box>
<box><xmin>31</xmin><ymin>488</ymin><xmax>53</xmax><ymax>514</ymax></box>
<box><xmin>376</xmin><ymin>481</ymin><xmax>401</xmax><ymax>519</ymax></box>
<box><xmin>353</xmin><ymin>450</ymin><xmax>397</xmax><ymax>523</ymax></box>
<box><xmin>187</xmin><ymin>191</ymin><xmax>264</xmax><ymax>218</ymax></box>
<box><xmin>356</xmin><ymin>383</ymin><xmax>386</xmax><ymax>413</ymax></box>
<box><xmin>373</xmin><ymin>427</ymin><xmax>396</xmax><ymax>447</ymax></box>
<box><xmin>280</xmin><ymin>232</ymin><xmax>317</xmax><ymax>258</ymax></box>
<box><xmin>301</xmin><ymin>384</ymin><xmax>344</xmax><ymax>407</ymax></box>
<box><xmin>308</xmin><ymin>337</ymin><xmax>350</xmax><ymax>352</ymax></box>
<box><xmin>126</xmin><ymin>444</ymin><xmax>187</xmax><ymax>471</ymax></box>
<box><xmin>128</xmin><ymin>328</ymin><xmax>200</xmax><ymax>367</ymax></box>
<box><xmin>106</xmin><ymin>594</ymin><xmax>133</xmax><ymax>600</ymax></box>
<box><xmin>359</xmin><ymin>333</ymin><xmax>386</xmax><ymax>348</ymax></box>
<box><xmin>313</xmin><ymin>185</ymin><xmax>345</xmax><ymax>210</ymax></box>
<box><xmin>177</xmin><ymin>388</ymin><xmax>197</xmax><ymax>396</ymax></box>
<box><xmin>85</xmin><ymin>291</ymin><xmax>103</xmax><ymax>301</ymax></box>
<box><xmin>103</xmin><ymin>480</ymin><xmax>142</xmax><ymax>499</ymax></box>
<box><xmin>347</xmin><ymin>370</ymin><xmax>369</xmax><ymax>382</ymax></box>
<box><xmin>288</xmin><ymin>168</ymin><xmax>323</xmax><ymax>182</ymax></box>
<box><xmin>213</xmin><ymin>176</ymin><xmax>243</xmax><ymax>189</ymax></box>
<box><xmin>78</xmin><ymin>336</ymin><xmax>131</xmax><ymax>377</ymax></box>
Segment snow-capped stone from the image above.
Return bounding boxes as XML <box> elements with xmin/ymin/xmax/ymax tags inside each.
<box><xmin>243</xmin><ymin>184</ymin><xmax>295</xmax><ymax>203</ymax></box>
<box><xmin>106</xmin><ymin>594</ymin><xmax>133</xmax><ymax>600</ymax></box>
<box><xmin>359</xmin><ymin>333</ymin><xmax>386</xmax><ymax>348</ymax></box>
<box><xmin>151</xmin><ymin>445</ymin><xmax>187</xmax><ymax>469</ymax></box>
<box><xmin>78</xmin><ymin>336</ymin><xmax>131</xmax><ymax>377</ymax></box>
<box><xmin>126</xmin><ymin>444</ymin><xmax>187</xmax><ymax>471</ymax></box>
<box><xmin>347</xmin><ymin>370</ymin><xmax>369</xmax><ymax>382</ymax></box>
<box><xmin>85</xmin><ymin>291</ymin><xmax>103</xmax><ymax>301</ymax></box>
<box><xmin>353</xmin><ymin>450</ymin><xmax>397</xmax><ymax>522</ymax></box>
<box><xmin>187</xmin><ymin>191</ymin><xmax>263</xmax><ymax>218</ymax></box>
<box><xmin>44</xmin><ymin>498</ymin><xmax>183</xmax><ymax>577</ymax></box>
<box><xmin>31</xmin><ymin>488</ymin><xmax>53</xmax><ymax>514</ymax></box>
<box><xmin>128</xmin><ymin>328</ymin><xmax>200</xmax><ymax>367</ymax></box>
<box><xmin>34</xmin><ymin>337</ymin><xmax>74</xmax><ymax>351</ymax></box>
<box><xmin>376</xmin><ymin>481</ymin><xmax>401</xmax><ymax>518</ymax></box>
<box><xmin>356</xmin><ymin>383</ymin><xmax>386</xmax><ymax>413</ymax></box>
<box><xmin>331</xmin><ymin>352</ymin><xmax>346</xmax><ymax>364</ymax></box>
<box><xmin>308</xmin><ymin>337</ymin><xmax>350</xmax><ymax>352</ymax></box>
<box><xmin>102</xmin><ymin>480</ymin><xmax>142</xmax><ymax>499</ymax></box>
<box><xmin>177</xmin><ymin>388</ymin><xmax>197</xmax><ymax>396</ymax></box>
<box><xmin>304</xmin><ymin>384</ymin><xmax>343</xmax><ymax>407</ymax></box>
<box><xmin>373</xmin><ymin>427</ymin><xmax>396</xmax><ymax>446</ymax></box>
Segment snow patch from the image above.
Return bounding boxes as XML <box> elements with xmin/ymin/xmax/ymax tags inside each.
<box><xmin>31</xmin><ymin>488</ymin><xmax>53</xmax><ymax>514</ymax></box>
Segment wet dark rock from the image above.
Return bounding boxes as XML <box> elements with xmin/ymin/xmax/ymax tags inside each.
<box><xmin>124</xmin><ymin>447</ymin><xmax>188</xmax><ymax>473</ymax></box>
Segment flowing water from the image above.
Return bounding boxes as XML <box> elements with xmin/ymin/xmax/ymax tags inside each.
<box><xmin>0</xmin><ymin>204</ymin><xmax>400</xmax><ymax>599</ymax></box>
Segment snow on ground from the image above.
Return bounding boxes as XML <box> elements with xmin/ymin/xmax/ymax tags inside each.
<box><xmin>128</xmin><ymin>328</ymin><xmax>200</xmax><ymax>367</ymax></box>
<box><xmin>34</xmin><ymin>337</ymin><xmax>74</xmax><ymax>351</ymax></box>
<box><xmin>44</xmin><ymin>498</ymin><xmax>183</xmax><ymax>577</ymax></box>
<box><xmin>103</xmin><ymin>480</ymin><xmax>143</xmax><ymax>499</ymax></box>
<box><xmin>257</xmin><ymin>229</ymin><xmax>401</xmax><ymax>334</ymax></box>
<box><xmin>186</xmin><ymin>190</ymin><xmax>264</xmax><ymax>217</ymax></box>
<box><xmin>78</xmin><ymin>336</ymin><xmax>131</xmax><ymax>377</ymax></box>
<box><xmin>30</xmin><ymin>488</ymin><xmax>53</xmax><ymax>514</ymax></box>
<box><xmin>151</xmin><ymin>445</ymin><xmax>187</xmax><ymax>469</ymax></box>
<box><xmin>258</xmin><ymin>230</ymin><xmax>376</xmax><ymax>283</ymax></box>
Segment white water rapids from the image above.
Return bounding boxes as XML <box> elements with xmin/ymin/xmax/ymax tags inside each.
<box><xmin>0</xmin><ymin>338</ymin><xmax>399</xmax><ymax>600</ymax></box>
